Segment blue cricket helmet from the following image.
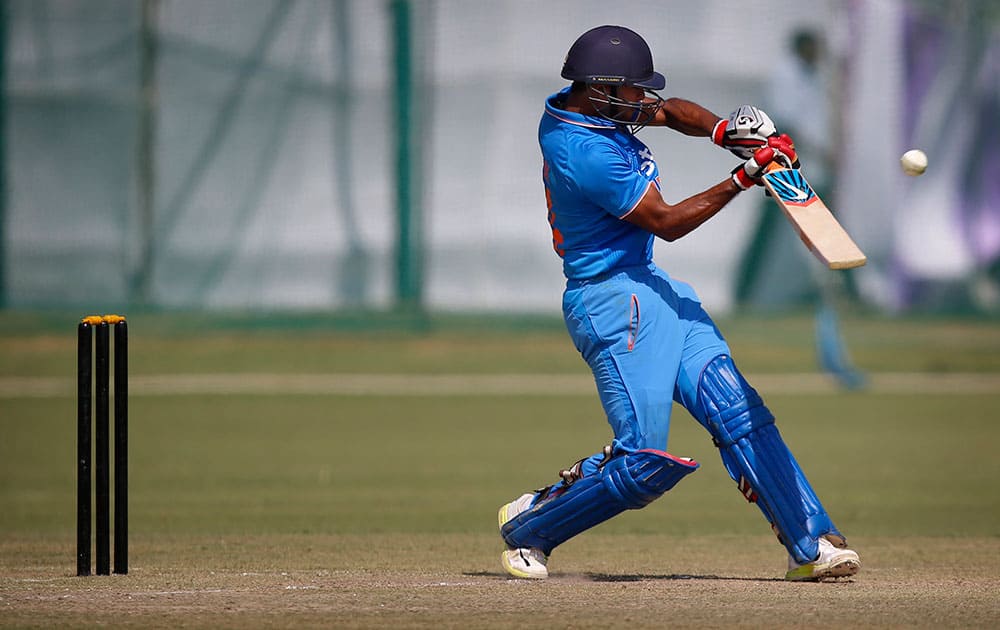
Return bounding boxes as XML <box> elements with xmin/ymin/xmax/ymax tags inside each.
<box><xmin>560</xmin><ymin>25</ymin><xmax>666</xmax><ymax>90</ymax></box>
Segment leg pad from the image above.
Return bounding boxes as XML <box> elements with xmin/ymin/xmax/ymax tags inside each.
<box><xmin>698</xmin><ymin>354</ymin><xmax>841</xmax><ymax>564</ymax></box>
<box><xmin>501</xmin><ymin>449</ymin><xmax>698</xmax><ymax>555</ymax></box>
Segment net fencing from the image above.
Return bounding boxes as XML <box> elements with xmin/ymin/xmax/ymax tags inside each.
<box><xmin>3</xmin><ymin>0</ymin><xmax>997</xmax><ymax>315</ymax></box>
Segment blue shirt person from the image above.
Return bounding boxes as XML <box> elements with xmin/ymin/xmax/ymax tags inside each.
<box><xmin>497</xmin><ymin>25</ymin><xmax>861</xmax><ymax>584</ymax></box>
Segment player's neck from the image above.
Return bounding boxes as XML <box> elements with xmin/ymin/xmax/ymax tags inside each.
<box><xmin>562</xmin><ymin>90</ymin><xmax>594</xmax><ymax>115</ymax></box>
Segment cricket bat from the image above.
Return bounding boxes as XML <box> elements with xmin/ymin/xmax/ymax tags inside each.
<box><xmin>761</xmin><ymin>165</ymin><xmax>866</xmax><ymax>270</ymax></box>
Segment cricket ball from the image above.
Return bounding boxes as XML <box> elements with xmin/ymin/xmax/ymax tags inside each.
<box><xmin>900</xmin><ymin>149</ymin><xmax>928</xmax><ymax>176</ymax></box>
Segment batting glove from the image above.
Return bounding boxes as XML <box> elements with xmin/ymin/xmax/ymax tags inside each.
<box><xmin>712</xmin><ymin>105</ymin><xmax>777</xmax><ymax>159</ymax></box>
<box><xmin>767</xmin><ymin>133</ymin><xmax>800</xmax><ymax>169</ymax></box>
<box><xmin>731</xmin><ymin>146</ymin><xmax>778</xmax><ymax>190</ymax></box>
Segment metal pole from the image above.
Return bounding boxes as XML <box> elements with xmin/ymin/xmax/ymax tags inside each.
<box><xmin>0</xmin><ymin>2</ymin><xmax>8</xmax><ymax>307</ymax></box>
<box><xmin>390</xmin><ymin>0</ymin><xmax>423</xmax><ymax>312</ymax></box>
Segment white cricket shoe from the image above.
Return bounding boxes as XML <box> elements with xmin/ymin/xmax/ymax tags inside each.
<box><xmin>498</xmin><ymin>493</ymin><xmax>548</xmax><ymax>579</ymax></box>
<box><xmin>785</xmin><ymin>536</ymin><xmax>861</xmax><ymax>581</ymax></box>
<box><xmin>501</xmin><ymin>546</ymin><xmax>549</xmax><ymax>580</ymax></box>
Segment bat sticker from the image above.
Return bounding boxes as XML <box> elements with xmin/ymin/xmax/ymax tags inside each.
<box><xmin>763</xmin><ymin>169</ymin><xmax>816</xmax><ymax>204</ymax></box>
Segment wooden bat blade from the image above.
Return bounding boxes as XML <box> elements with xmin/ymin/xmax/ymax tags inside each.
<box><xmin>761</xmin><ymin>167</ymin><xmax>866</xmax><ymax>270</ymax></box>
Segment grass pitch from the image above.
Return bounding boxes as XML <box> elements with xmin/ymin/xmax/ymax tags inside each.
<box><xmin>1</xmin><ymin>312</ymin><xmax>999</xmax><ymax>628</ymax></box>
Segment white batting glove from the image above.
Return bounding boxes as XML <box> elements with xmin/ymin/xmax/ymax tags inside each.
<box><xmin>712</xmin><ymin>105</ymin><xmax>778</xmax><ymax>160</ymax></box>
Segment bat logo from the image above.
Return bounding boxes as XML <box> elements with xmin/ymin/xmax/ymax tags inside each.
<box><xmin>764</xmin><ymin>169</ymin><xmax>816</xmax><ymax>204</ymax></box>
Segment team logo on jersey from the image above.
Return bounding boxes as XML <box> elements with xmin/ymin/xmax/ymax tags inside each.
<box><xmin>763</xmin><ymin>169</ymin><xmax>815</xmax><ymax>204</ymax></box>
<box><xmin>637</xmin><ymin>147</ymin><xmax>656</xmax><ymax>178</ymax></box>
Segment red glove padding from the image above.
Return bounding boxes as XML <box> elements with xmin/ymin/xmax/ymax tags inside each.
<box><xmin>767</xmin><ymin>133</ymin><xmax>800</xmax><ymax>169</ymax></box>
<box><xmin>731</xmin><ymin>134</ymin><xmax>803</xmax><ymax>190</ymax></box>
<box><xmin>731</xmin><ymin>146</ymin><xmax>778</xmax><ymax>190</ymax></box>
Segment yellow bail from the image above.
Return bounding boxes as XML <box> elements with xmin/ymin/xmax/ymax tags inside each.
<box><xmin>80</xmin><ymin>314</ymin><xmax>127</xmax><ymax>325</ymax></box>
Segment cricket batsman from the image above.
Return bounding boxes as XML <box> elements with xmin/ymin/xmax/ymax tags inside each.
<box><xmin>498</xmin><ymin>25</ymin><xmax>861</xmax><ymax>581</ymax></box>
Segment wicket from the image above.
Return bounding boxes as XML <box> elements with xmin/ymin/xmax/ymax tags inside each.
<box><xmin>77</xmin><ymin>314</ymin><xmax>128</xmax><ymax>576</ymax></box>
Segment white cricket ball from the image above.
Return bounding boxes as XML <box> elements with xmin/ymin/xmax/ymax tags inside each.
<box><xmin>900</xmin><ymin>149</ymin><xmax>928</xmax><ymax>176</ymax></box>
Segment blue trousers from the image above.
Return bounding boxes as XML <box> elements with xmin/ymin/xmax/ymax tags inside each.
<box><xmin>563</xmin><ymin>263</ymin><xmax>729</xmax><ymax>452</ymax></box>
<box><xmin>556</xmin><ymin>263</ymin><xmax>839</xmax><ymax>563</ymax></box>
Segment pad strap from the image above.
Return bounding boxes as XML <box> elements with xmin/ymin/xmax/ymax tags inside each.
<box><xmin>502</xmin><ymin>449</ymin><xmax>698</xmax><ymax>555</ymax></box>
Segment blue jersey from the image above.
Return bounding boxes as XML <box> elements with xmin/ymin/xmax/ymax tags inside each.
<box><xmin>539</xmin><ymin>88</ymin><xmax>661</xmax><ymax>280</ymax></box>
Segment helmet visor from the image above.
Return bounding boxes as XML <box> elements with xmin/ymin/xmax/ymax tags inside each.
<box><xmin>632</xmin><ymin>71</ymin><xmax>666</xmax><ymax>91</ymax></box>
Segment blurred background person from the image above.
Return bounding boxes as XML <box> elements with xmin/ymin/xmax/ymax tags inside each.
<box><xmin>733</xmin><ymin>28</ymin><xmax>865</xmax><ymax>388</ymax></box>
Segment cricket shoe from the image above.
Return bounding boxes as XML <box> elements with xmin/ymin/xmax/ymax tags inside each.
<box><xmin>498</xmin><ymin>493</ymin><xmax>548</xmax><ymax>579</ymax></box>
<box><xmin>785</xmin><ymin>535</ymin><xmax>861</xmax><ymax>581</ymax></box>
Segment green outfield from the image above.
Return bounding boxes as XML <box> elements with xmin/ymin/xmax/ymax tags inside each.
<box><xmin>1</xmin><ymin>312</ymin><xmax>999</xmax><ymax>628</ymax></box>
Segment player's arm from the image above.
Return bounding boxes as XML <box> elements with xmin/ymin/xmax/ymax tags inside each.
<box><xmin>654</xmin><ymin>97</ymin><xmax>720</xmax><ymax>136</ymax></box>
<box><xmin>624</xmin><ymin>177</ymin><xmax>740</xmax><ymax>242</ymax></box>
<box><xmin>652</xmin><ymin>100</ymin><xmax>785</xmax><ymax>162</ymax></box>
<box><xmin>623</xmin><ymin>139</ymin><xmax>794</xmax><ymax>242</ymax></box>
